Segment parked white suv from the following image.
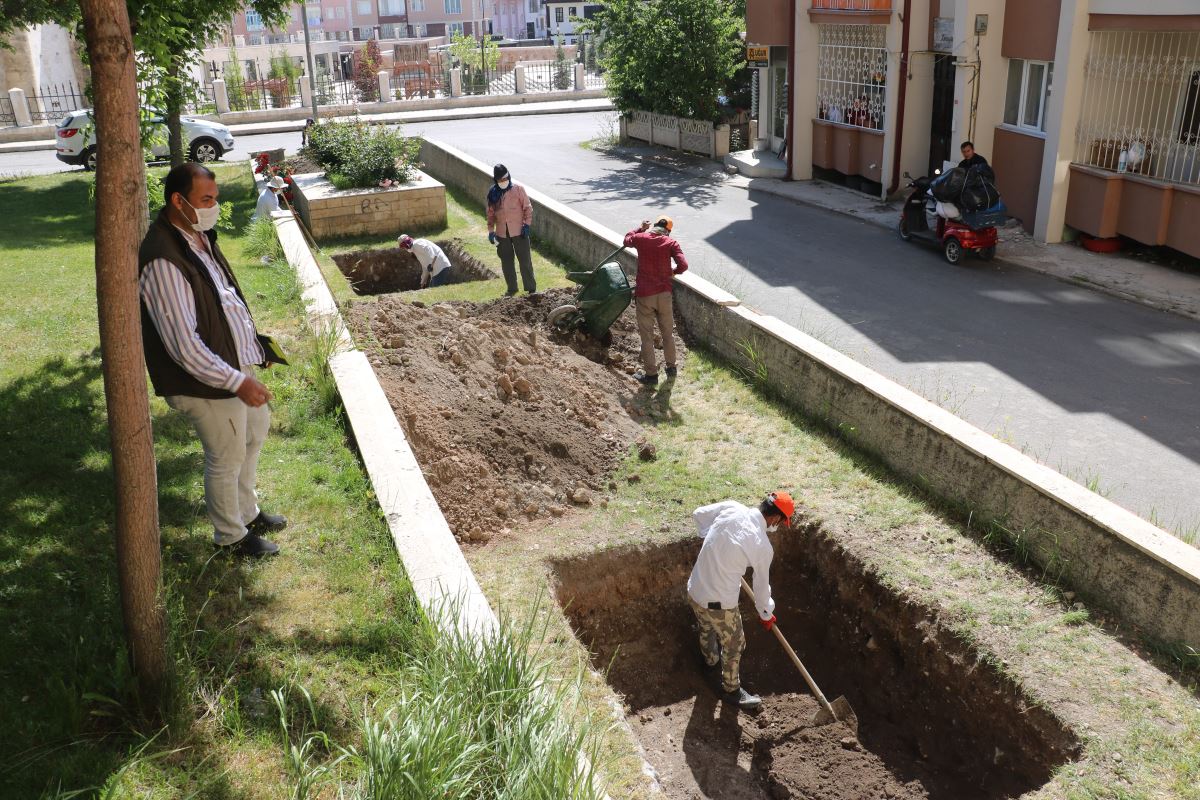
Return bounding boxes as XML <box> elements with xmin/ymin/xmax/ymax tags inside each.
<box><xmin>55</xmin><ymin>109</ymin><xmax>235</xmax><ymax>170</ymax></box>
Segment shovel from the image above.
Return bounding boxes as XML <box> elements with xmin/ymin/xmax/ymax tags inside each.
<box><xmin>740</xmin><ymin>577</ymin><xmax>858</xmax><ymax>734</ymax></box>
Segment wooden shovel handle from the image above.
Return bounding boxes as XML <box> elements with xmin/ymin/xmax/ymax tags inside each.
<box><xmin>740</xmin><ymin>577</ymin><xmax>836</xmax><ymax>717</ymax></box>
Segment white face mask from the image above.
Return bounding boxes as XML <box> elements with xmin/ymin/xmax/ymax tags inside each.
<box><xmin>497</xmin><ymin>179</ymin><xmax>511</xmax><ymax>190</ymax></box>
<box><xmin>183</xmin><ymin>197</ymin><xmax>221</xmax><ymax>232</ymax></box>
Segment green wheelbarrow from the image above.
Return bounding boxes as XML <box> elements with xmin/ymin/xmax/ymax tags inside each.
<box><xmin>547</xmin><ymin>246</ymin><xmax>633</xmax><ymax>346</ymax></box>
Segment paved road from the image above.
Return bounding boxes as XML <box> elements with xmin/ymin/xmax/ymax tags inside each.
<box><xmin>6</xmin><ymin>113</ymin><xmax>1199</xmax><ymax>535</ymax></box>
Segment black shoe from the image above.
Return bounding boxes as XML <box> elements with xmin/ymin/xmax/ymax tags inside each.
<box><xmin>665</xmin><ymin>366</ymin><xmax>678</xmax><ymax>378</ymax></box>
<box><xmin>504</xmin><ymin>289</ymin><xmax>518</xmax><ymax>297</ymax></box>
<box><xmin>722</xmin><ymin>687</ymin><xmax>762</xmax><ymax>711</ymax></box>
<box><xmin>247</xmin><ymin>510</ymin><xmax>288</xmax><ymax>534</ymax></box>
<box><xmin>635</xmin><ymin>372</ymin><xmax>659</xmax><ymax>386</ymax></box>
<box><xmin>226</xmin><ymin>533</ymin><xmax>280</xmax><ymax>558</ymax></box>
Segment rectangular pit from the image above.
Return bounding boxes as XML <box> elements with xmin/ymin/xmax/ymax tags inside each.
<box><xmin>551</xmin><ymin>529</ymin><xmax>1080</xmax><ymax>799</ymax></box>
<box><xmin>332</xmin><ymin>238</ymin><xmax>497</xmax><ymax>295</ymax></box>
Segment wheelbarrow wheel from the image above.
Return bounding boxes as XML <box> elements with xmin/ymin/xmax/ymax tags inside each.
<box><xmin>547</xmin><ymin>304</ymin><xmax>579</xmax><ymax>330</ymax></box>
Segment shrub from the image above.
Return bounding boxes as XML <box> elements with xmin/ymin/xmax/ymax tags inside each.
<box><xmin>304</xmin><ymin>119</ymin><xmax>422</xmax><ymax>190</ymax></box>
<box><xmin>354</xmin><ymin>39</ymin><xmax>382</xmax><ymax>102</ymax></box>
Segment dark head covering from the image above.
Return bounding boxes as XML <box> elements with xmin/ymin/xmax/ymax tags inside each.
<box><xmin>488</xmin><ymin>164</ymin><xmax>513</xmax><ymax>207</ymax></box>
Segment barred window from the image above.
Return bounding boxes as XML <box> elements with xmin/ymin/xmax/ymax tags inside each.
<box><xmin>1075</xmin><ymin>30</ymin><xmax>1200</xmax><ymax>185</ymax></box>
<box><xmin>816</xmin><ymin>24</ymin><xmax>887</xmax><ymax>131</ymax></box>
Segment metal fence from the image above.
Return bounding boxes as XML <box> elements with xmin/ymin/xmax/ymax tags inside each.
<box><xmin>522</xmin><ymin>60</ymin><xmax>576</xmax><ymax>93</ymax></box>
<box><xmin>0</xmin><ymin>97</ymin><xmax>14</xmax><ymax>127</ymax></box>
<box><xmin>182</xmin><ymin>84</ymin><xmax>217</xmax><ymax>115</ymax></box>
<box><xmin>387</xmin><ymin>61</ymin><xmax>447</xmax><ymax>100</ymax></box>
<box><xmin>312</xmin><ymin>75</ymin><xmax>362</xmax><ymax>106</ymax></box>
<box><xmin>28</xmin><ymin>82</ymin><xmax>88</xmax><ymax>124</ymax></box>
<box><xmin>226</xmin><ymin>75</ymin><xmax>303</xmax><ymax>112</ymax></box>
<box><xmin>1074</xmin><ymin>30</ymin><xmax>1200</xmax><ymax>186</ymax></box>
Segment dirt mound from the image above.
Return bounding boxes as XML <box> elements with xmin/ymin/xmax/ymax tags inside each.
<box><xmin>474</xmin><ymin>287</ymin><xmax>687</xmax><ymax>377</ymax></box>
<box><xmin>348</xmin><ymin>293</ymin><xmax>648</xmax><ymax>542</ymax></box>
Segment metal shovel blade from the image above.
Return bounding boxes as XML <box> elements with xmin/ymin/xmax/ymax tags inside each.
<box><xmin>813</xmin><ymin>695</ymin><xmax>859</xmax><ymax>735</ymax></box>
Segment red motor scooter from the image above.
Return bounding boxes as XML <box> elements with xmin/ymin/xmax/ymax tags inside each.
<box><xmin>898</xmin><ymin>173</ymin><xmax>997</xmax><ymax>265</ymax></box>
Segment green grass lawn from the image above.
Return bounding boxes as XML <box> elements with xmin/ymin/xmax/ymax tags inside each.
<box><xmin>0</xmin><ymin>166</ymin><xmax>602</xmax><ymax>798</ymax></box>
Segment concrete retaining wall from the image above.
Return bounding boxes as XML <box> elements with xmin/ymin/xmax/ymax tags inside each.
<box><xmin>418</xmin><ymin>137</ymin><xmax>1200</xmax><ymax>651</ymax></box>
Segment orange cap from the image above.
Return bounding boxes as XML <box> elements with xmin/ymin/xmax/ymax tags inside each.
<box><xmin>769</xmin><ymin>491</ymin><xmax>795</xmax><ymax>519</ymax></box>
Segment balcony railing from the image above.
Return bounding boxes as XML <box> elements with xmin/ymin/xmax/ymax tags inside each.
<box><xmin>811</xmin><ymin>0</ymin><xmax>892</xmax><ymax>11</ymax></box>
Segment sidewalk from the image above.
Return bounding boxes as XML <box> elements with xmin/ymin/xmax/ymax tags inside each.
<box><xmin>0</xmin><ymin>97</ymin><xmax>614</xmax><ymax>155</ymax></box>
<box><xmin>603</xmin><ymin>142</ymin><xmax>1200</xmax><ymax>322</ymax></box>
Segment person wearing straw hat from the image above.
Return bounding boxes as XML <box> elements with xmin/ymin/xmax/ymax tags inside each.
<box><xmin>253</xmin><ymin>175</ymin><xmax>288</xmax><ymax>221</ymax></box>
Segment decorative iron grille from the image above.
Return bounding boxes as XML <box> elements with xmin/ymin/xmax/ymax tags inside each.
<box><xmin>1074</xmin><ymin>30</ymin><xmax>1200</xmax><ymax>185</ymax></box>
<box><xmin>312</xmin><ymin>75</ymin><xmax>362</xmax><ymax>106</ymax></box>
<box><xmin>28</xmin><ymin>83</ymin><xmax>87</xmax><ymax>124</ymax></box>
<box><xmin>811</xmin><ymin>0</ymin><xmax>891</xmax><ymax>9</ymax></box>
<box><xmin>815</xmin><ymin>24</ymin><xmax>887</xmax><ymax>131</ymax></box>
<box><xmin>0</xmin><ymin>97</ymin><xmax>15</xmax><ymax>127</ymax></box>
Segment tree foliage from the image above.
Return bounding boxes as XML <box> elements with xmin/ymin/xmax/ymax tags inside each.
<box><xmin>354</xmin><ymin>39</ymin><xmax>383</xmax><ymax>102</ymax></box>
<box><xmin>589</xmin><ymin>0</ymin><xmax>743</xmax><ymax>122</ymax></box>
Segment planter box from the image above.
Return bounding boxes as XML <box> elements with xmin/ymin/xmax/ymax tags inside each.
<box><xmin>290</xmin><ymin>169</ymin><xmax>447</xmax><ymax>241</ymax></box>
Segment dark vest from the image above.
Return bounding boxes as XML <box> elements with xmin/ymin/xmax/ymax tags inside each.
<box><xmin>138</xmin><ymin>210</ymin><xmax>258</xmax><ymax>399</ymax></box>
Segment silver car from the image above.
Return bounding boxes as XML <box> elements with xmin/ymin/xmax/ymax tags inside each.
<box><xmin>54</xmin><ymin>108</ymin><xmax>235</xmax><ymax>170</ymax></box>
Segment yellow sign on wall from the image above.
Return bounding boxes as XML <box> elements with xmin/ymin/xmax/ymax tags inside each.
<box><xmin>746</xmin><ymin>46</ymin><xmax>769</xmax><ymax>68</ymax></box>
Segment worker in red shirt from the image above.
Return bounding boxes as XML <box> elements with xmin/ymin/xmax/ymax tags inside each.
<box><xmin>624</xmin><ymin>216</ymin><xmax>688</xmax><ymax>386</ymax></box>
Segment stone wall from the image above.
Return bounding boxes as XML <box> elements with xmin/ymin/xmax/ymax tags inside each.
<box><xmin>290</xmin><ymin>169</ymin><xmax>447</xmax><ymax>241</ymax></box>
<box><xmin>417</xmin><ymin>135</ymin><xmax>1200</xmax><ymax>651</ymax></box>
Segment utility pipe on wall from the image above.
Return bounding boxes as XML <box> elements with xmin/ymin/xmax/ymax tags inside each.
<box><xmin>886</xmin><ymin>0</ymin><xmax>913</xmax><ymax>196</ymax></box>
<box><xmin>786</xmin><ymin>0</ymin><xmax>796</xmax><ymax>179</ymax></box>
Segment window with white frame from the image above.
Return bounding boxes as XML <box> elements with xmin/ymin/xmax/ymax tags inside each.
<box><xmin>380</xmin><ymin>0</ymin><xmax>406</xmax><ymax>14</ymax></box>
<box><xmin>1003</xmin><ymin>58</ymin><xmax>1053</xmax><ymax>132</ymax></box>
<box><xmin>448</xmin><ymin>21</ymin><xmax>464</xmax><ymax>35</ymax></box>
<box><xmin>357</xmin><ymin>0</ymin><xmax>372</xmax><ymax>15</ymax></box>
<box><xmin>245</xmin><ymin>10</ymin><xmax>264</xmax><ymax>29</ymax></box>
<box><xmin>816</xmin><ymin>24</ymin><xmax>887</xmax><ymax>131</ymax></box>
<box><xmin>529</xmin><ymin>0</ymin><xmax>537</xmax><ymax>11</ymax></box>
<box><xmin>445</xmin><ymin>0</ymin><xmax>462</xmax><ymax>12</ymax></box>
<box><xmin>411</xmin><ymin>0</ymin><xmax>424</xmax><ymax>10</ymax></box>
<box><xmin>555</xmin><ymin>7</ymin><xmax>564</xmax><ymax>22</ymax></box>
<box><xmin>569</xmin><ymin>6</ymin><xmax>577</xmax><ymax>17</ymax></box>
<box><xmin>335</xmin><ymin>7</ymin><xmax>345</xmax><ymax>18</ymax></box>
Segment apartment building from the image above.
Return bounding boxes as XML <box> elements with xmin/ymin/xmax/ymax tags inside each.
<box><xmin>544</xmin><ymin>1</ymin><xmax>602</xmax><ymax>44</ymax></box>
<box><xmin>747</xmin><ymin>0</ymin><xmax>1200</xmax><ymax>257</ymax></box>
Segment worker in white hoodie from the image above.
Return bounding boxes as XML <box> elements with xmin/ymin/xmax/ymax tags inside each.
<box><xmin>687</xmin><ymin>491</ymin><xmax>795</xmax><ymax>711</ymax></box>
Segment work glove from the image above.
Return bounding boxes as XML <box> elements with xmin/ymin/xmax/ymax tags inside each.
<box><xmin>521</xmin><ymin>223</ymin><xmax>530</xmax><ymax>238</ymax></box>
<box><xmin>760</xmin><ymin>614</ymin><xmax>777</xmax><ymax>632</ymax></box>
<box><xmin>488</xmin><ymin>231</ymin><xmax>498</xmax><ymax>245</ymax></box>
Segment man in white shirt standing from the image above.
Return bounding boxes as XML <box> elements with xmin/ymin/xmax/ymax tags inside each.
<box><xmin>398</xmin><ymin>234</ymin><xmax>452</xmax><ymax>288</ymax></box>
<box><xmin>687</xmin><ymin>491</ymin><xmax>795</xmax><ymax>710</ymax></box>
<box><xmin>138</xmin><ymin>163</ymin><xmax>285</xmax><ymax>558</ymax></box>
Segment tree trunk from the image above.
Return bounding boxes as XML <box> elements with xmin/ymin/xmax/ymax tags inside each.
<box><xmin>166</xmin><ymin>55</ymin><xmax>186</xmax><ymax>168</ymax></box>
<box><xmin>80</xmin><ymin>0</ymin><xmax>167</xmax><ymax>720</ymax></box>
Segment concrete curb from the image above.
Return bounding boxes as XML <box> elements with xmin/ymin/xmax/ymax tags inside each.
<box><xmin>420</xmin><ymin>136</ymin><xmax>1200</xmax><ymax>651</ymax></box>
<box><xmin>0</xmin><ymin>139</ymin><xmax>56</xmax><ymax>154</ymax></box>
<box><xmin>271</xmin><ymin>207</ymin><xmax>620</xmax><ymax>798</ymax></box>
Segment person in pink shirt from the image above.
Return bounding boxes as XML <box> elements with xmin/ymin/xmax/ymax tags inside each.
<box><xmin>624</xmin><ymin>215</ymin><xmax>688</xmax><ymax>386</ymax></box>
<box><xmin>486</xmin><ymin>164</ymin><xmax>536</xmax><ymax>295</ymax></box>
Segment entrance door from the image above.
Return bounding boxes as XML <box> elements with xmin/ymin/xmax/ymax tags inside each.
<box><xmin>928</xmin><ymin>54</ymin><xmax>956</xmax><ymax>175</ymax></box>
<box><xmin>769</xmin><ymin>52</ymin><xmax>788</xmax><ymax>152</ymax></box>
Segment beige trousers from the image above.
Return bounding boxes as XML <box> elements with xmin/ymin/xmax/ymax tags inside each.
<box><xmin>635</xmin><ymin>291</ymin><xmax>676</xmax><ymax>375</ymax></box>
<box><xmin>166</xmin><ymin>385</ymin><xmax>271</xmax><ymax>546</ymax></box>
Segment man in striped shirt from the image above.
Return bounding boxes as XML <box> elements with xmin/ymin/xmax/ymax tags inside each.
<box><xmin>138</xmin><ymin>163</ymin><xmax>284</xmax><ymax>557</ymax></box>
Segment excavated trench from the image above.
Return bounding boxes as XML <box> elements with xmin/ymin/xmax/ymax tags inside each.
<box><xmin>332</xmin><ymin>238</ymin><xmax>497</xmax><ymax>295</ymax></box>
<box><xmin>551</xmin><ymin>528</ymin><xmax>1080</xmax><ymax>800</ymax></box>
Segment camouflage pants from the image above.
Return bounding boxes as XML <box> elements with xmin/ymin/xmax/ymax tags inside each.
<box><xmin>689</xmin><ymin>596</ymin><xmax>745</xmax><ymax>693</ymax></box>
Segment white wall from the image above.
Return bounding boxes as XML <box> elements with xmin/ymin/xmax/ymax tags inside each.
<box><xmin>1089</xmin><ymin>0</ymin><xmax>1198</xmax><ymax>14</ymax></box>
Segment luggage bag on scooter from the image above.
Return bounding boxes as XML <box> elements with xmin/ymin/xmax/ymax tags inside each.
<box><xmin>930</xmin><ymin>168</ymin><xmax>966</xmax><ymax>202</ymax></box>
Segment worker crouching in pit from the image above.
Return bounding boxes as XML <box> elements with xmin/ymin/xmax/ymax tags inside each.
<box><xmin>687</xmin><ymin>491</ymin><xmax>795</xmax><ymax>711</ymax></box>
